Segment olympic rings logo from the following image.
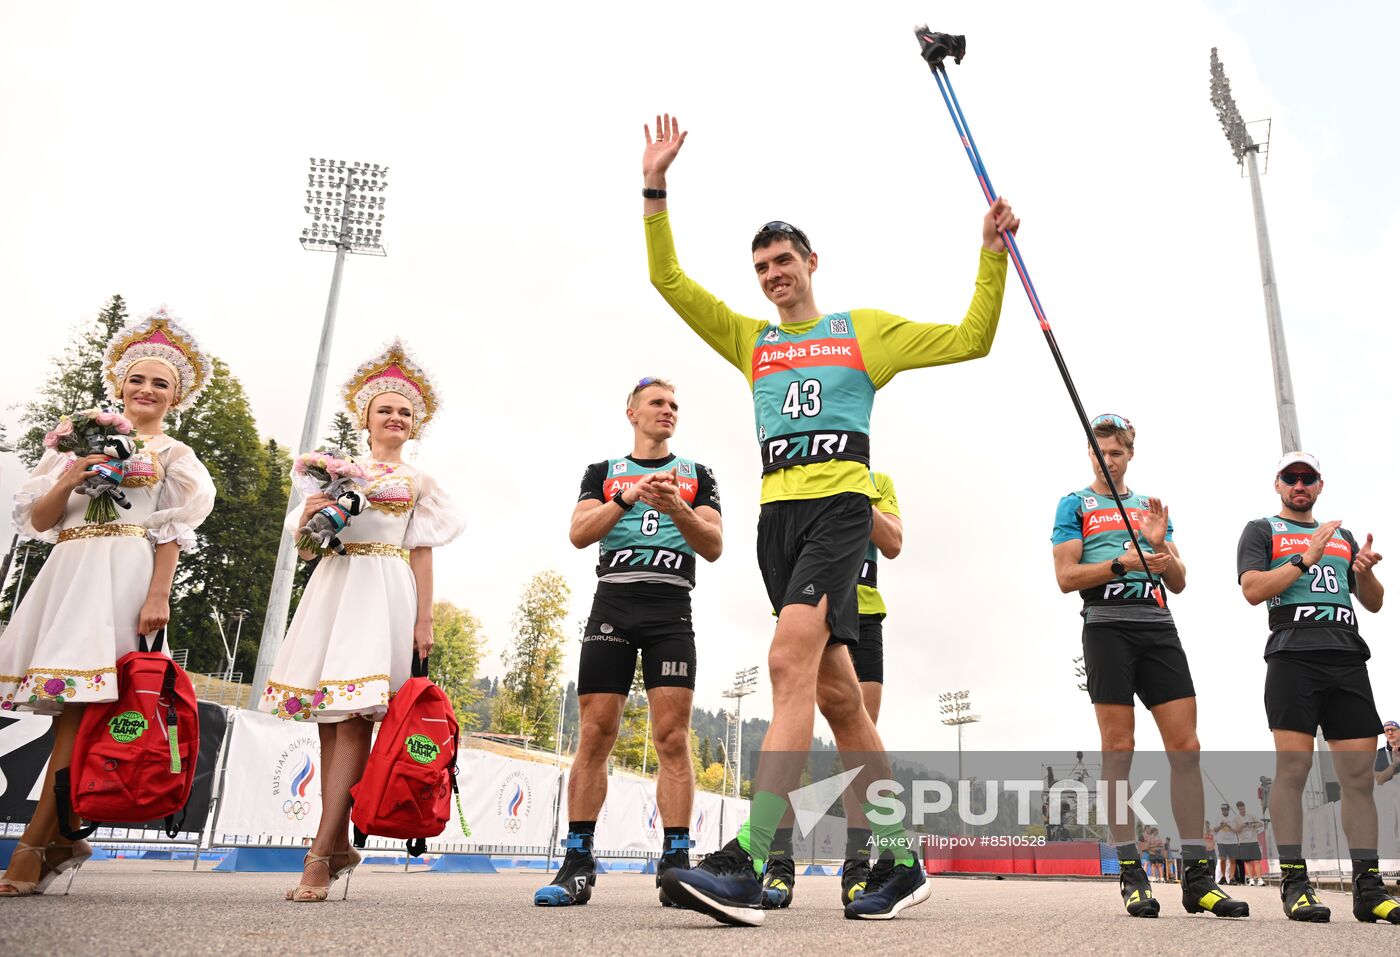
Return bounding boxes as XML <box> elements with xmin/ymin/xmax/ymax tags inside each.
<box><xmin>283</xmin><ymin>799</ymin><xmax>313</xmax><ymax>821</ymax></box>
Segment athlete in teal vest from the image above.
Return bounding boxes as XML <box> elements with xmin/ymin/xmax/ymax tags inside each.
<box><xmin>1052</xmin><ymin>414</ymin><xmax>1247</xmax><ymax>920</ymax></box>
<box><xmin>642</xmin><ymin>113</ymin><xmax>1018</xmax><ymax>925</ymax></box>
<box><xmin>1236</xmin><ymin>452</ymin><xmax>1398</xmax><ymax>924</ymax></box>
<box><xmin>535</xmin><ymin>377</ymin><xmax>722</xmax><ymax>909</ymax></box>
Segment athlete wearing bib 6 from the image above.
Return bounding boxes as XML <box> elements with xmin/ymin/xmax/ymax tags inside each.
<box><xmin>641</xmin><ymin>113</ymin><xmax>1016</xmax><ymax>925</ymax></box>
<box><xmin>1051</xmin><ymin>414</ymin><xmax>1247</xmax><ymax>920</ymax></box>
<box><xmin>536</xmin><ymin>377</ymin><xmax>721</xmax><ymax>910</ymax></box>
<box><xmin>1236</xmin><ymin>452</ymin><xmax>1399</xmax><ymax>925</ymax></box>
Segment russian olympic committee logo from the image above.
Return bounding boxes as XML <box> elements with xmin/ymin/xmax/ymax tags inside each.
<box><xmin>496</xmin><ymin>771</ymin><xmax>534</xmax><ymax>833</ymax></box>
<box><xmin>272</xmin><ymin>736</ymin><xmax>319</xmax><ymax>822</ymax></box>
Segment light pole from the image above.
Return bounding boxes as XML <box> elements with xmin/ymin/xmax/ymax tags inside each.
<box><xmin>719</xmin><ymin>709</ymin><xmax>733</xmax><ymax>796</ymax></box>
<box><xmin>248</xmin><ymin>158</ymin><xmax>389</xmax><ymax>706</ymax></box>
<box><xmin>721</xmin><ymin>666</ymin><xmax>759</xmax><ymax>799</ymax></box>
<box><xmin>1210</xmin><ymin>49</ymin><xmax>1298</xmax><ymax>451</ymax></box>
<box><xmin>939</xmin><ymin>690</ymin><xmax>980</xmax><ymax>785</ymax></box>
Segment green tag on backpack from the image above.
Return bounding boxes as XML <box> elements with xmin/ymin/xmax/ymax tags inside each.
<box><xmin>168</xmin><ymin>725</ymin><xmax>181</xmax><ymax>774</ymax></box>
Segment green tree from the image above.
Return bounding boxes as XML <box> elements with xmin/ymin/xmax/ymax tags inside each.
<box><xmin>322</xmin><ymin>410</ymin><xmax>363</xmax><ymax>458</ymax></box>
<box><xmin>431</xmin><ymin>600</ymin><xmax>486</xmax><ymax>729</ymax></box>
<box><xmin>166</xmin><ymin>359</ymin><xmax>282</xmax><ymax>674</ymax></box>
<box><xmin>3</xmin><ymin>296</ymin><xmax>128</xmax><ymax>617</ymax></box>
<box><xmin>492</xmin><ymin>570</ymin><xmax>570</xmax><ymax>748</ymax></box>
<box><xmin>611</xmin><ymin>660</ymin><xmax>650</xmax><ymax>770</ymax></box>
<box><xmin>699</xmin><ymin>735</ymin><xmax>714</xmax><ymax>770</ymax></box>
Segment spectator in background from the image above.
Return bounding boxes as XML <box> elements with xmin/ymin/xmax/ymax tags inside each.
<box><xmin>1235</xmin><ymin>801</ymin><xmax>1265</xmax><ymax>886</ymax></box>
<box><xmin>1228</xmin><ymin>802</ymin><xmax>1249</xmax><ymax>885</ymax></box>
<box><xmin>1163</xmin><ymin>836</ymin><xmax>1177</xmax><ymax>883</ymax></box>
<box><xmin>1214</xmin><ymin>805</ymin><xmax>1238</xmax><ymax>884</ymax></box>
<box><xmin>1203</xmin><ymin>820</ymin><xmax>1216</xmax><ymax>873</ymax></box>
<box><xmin>1378</xmin><ymin>720</ymin><xmax>1400</xmax><ymax>888</ymax></box>
<box><xmin>1375</xmin><ymin>720</ymin><xmax>1398</xmax><ymax>787</ymax></box>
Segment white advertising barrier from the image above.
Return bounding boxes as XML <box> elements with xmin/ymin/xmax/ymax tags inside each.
<box><xmin>449</xmin><ymin>749</ymin><xmax>562</xmax><ymax>848</ymax></box>
<box><xmin>213</xmin><ymin>709</ymin><xmax>323</xmax><ymax>840</ymax></box>
<box><xmin>719</xmin><ymin>796</ymin><xmax>748</xmax><ymax>846</ymax></box>
<box><xmin>593</xmin><ymin>774</ymin><xmax>658</xmax><ymax>854</ymax></box>
<box><xmin>690</xmin><ymin>789</ymin><xmax>726</xmax><ymax>854</ymax></box>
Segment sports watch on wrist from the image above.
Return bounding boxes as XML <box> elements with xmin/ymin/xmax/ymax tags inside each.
<box><xmin>1111</xmin><ymin>558</ymin><xmax>1127</xmax><ymax>577</ymax></box>
<box><xmin>1288</xmin><ymin>554</ymin><xmax>1306</xmax><ymax>570</ymax></box>
<box><xmin>611</xmin><ymin>488</ymin><xmax>633</xmax><ymax>511</ymax></box>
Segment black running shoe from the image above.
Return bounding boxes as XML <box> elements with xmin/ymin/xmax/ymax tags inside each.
<box><xmin>534</xmin><ymin>849</ymin><xmax>595</xmax><ymax>906</ymax></box>
<box><xmin>1119</xmin><ymin>862</ymin><xmax>1160</xmax><ymax>918</ymax></box>
<box><xmin>843</xmin><ymin>857</ymin><xmax>930</xmax><ymax>920</ymax></box>
<box><xmin>762</xmin><ymin>853</ymin><xmax>795</xmax><ymax>909</ymax></box>
<box><xmin>658</xmin><ymin>838</ymin><xmax>764</xmax><ymax>927</ymax></box>
<box><xmin>1280</xmin><ymin>863</ymin><xmax>1329</xmax><ymax>922</ymax></box>
<box><xmin>1181</xmin><ymin>858</ymin><xmax>1249</xmax><ymax>918</ymax></box>
<box><xmin>841</xmin><ymin>857</ymin><xmax>871</xmax><ymax>905</ymax></box>
<box><xmin>1353</xmin><ymin>868</ymin><xmax>1400</xmax><ymax>924</ymax></box>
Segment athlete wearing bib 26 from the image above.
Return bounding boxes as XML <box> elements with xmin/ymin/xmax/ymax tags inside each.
<box><xmin>1236</xmin><ymin>452</ymin><xmax>1399</xmax><ymax>925</ymax></box>
<box><xmin>535</xmin><ymin>378</ymin><xmax>722</xmax><ymax>910</ymax></box>
<box><xmin>641</xmin><ymin>113</ymin><xmax>1017</xmax><ymax>926</ymax></box>
<box><xmin>1051</xmin><ymin>414</ymin><xmax>1246</xmax><ymax>920</ymax></box>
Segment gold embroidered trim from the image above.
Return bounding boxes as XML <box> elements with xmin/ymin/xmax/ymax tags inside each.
<box><xmin>262</xmin><ymin>675</ymin><xmax>390</xmax><ymax>697</ymax></box>
<box><xmin>121</xmin><ymin>474</ymin><xmax>158</xmax><ymax>488</ymax></box>
<box><xmin>58</xmin><ymin>524</ymin><xmax>147</xmax><ymax>543</ymax></box>
<box><xmin>26</xmin><ymin>667</ymin><xmax>117</xmax><ymax>679</ymax></box>
<box><xmin>337</xmin><ymin>542</ymin><xmax>409</xmax><ymax>561</ymax></box>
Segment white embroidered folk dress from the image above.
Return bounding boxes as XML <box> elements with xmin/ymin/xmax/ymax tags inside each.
<box><xmin>0</xmin><ymin>435</ymin><xmax>216</xmax><ymax>714</ymax></box>
<box><xmin>259</xmin><ymin>461</ymin><xmax>462</xmax><ymax>722</ymax></box>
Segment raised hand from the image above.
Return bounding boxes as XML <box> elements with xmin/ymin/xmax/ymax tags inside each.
<box><xmin>1353</xmin><ymin>533</ymin><xmax>1383</xmax><ymax>575</ymax></box>
<box><xmin>982</xmin><ymin>196</ymin><xmax>1020</xmax><ymax>253</ymax></box>
<box><xmin>1140</xmin><ymin>497</ymin><xmax>1170</xmax><ymax>550</ymax></box>
<box><xmin>643</xmin><ymin>113</ymin><xmax>687</xmax><ymax>186</ymax></box>
<box><xmin>1304</xmin><ymin>519</ymin><xmax>1344</xmax><ymax>566</ymax></box>
<box><xmin>636</xmin><ymin>468</ymin><xmax>685</xmax><ymax>514</ymax></box>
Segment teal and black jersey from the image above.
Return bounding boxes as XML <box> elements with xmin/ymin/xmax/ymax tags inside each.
<box><xmin>578</xmin><ymin>454</ymin><xmax>720</xmax><ymax>588</ymax></box>
<box><xmin>1236</xmin><ymin>517</ymin><xmax>1367</xmax><ymax>657</ymax></box>
<box><xmin>1052</xmin><ymin>487</ymin><xmax>1172</xmax><ymax>612</ymax></box>
<box><xmin>751</xmin><ymin>313</ymin><xmax>875</xmax><ymax>475</ymax></box>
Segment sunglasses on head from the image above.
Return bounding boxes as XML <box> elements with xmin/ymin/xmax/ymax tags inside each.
<box><xmin>1279</xmin><ymin>470</ymin><xmax>1320</xmax><ymax>487</ymax></box>
<box><xmin>636</xmin><ymin>376</ymin><xmax>658</xmax><ymax>388</ymax></box>
<box><xmin>754</xmin><ymin>220</ymin><xmax>812</xmax><ymax>251</ymax></box>
<box><xmin>1091</xmin><ymin>413</ymin><xmax>1133</xmax><ymax>430</ymax></box>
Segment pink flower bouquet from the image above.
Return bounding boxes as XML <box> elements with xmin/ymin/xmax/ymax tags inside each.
<box><xmin>44</xmin><ymin>407</ymin><xmax>144</xmax><ymax>523</ymax></box>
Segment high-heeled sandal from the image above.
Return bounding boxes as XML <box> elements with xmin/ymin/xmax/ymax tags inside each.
<box><xmin>285</xmin><ymin>853</ymin><xmax>336</xmax><ymax>902</ymax></box>
<box><xmin>0</xmin><ymin>843</ymin><xmax>48</xmax><ymax>898</ymax></box>
<box><xmin>329</xmin><ymin>848</ymin><xmax>362</xmax><ymax>900</ymax></box>
<box><xmin>40</xmin><ymin>840</ymin><xmax>94</xmax><ymax>896</ymax></box>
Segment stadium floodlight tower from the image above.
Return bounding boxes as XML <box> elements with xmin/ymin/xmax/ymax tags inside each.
<box><xmin>248</xmin><ymin>158</ymin><xmax>390</xmax><ymax>707</ymax></box>
<box><xmin>939</xmin><ymin>689</ymin><xmax>980</xmax><ymax>785</ymax></box>
<box><xmin>721</xmin><ymin>666</ymin><xmax>759</xmax><ymax>799</ymax></box>
<box><xmin>1210</xmin><ymin>49</ymin><xmax>1298</xmax><ymax>452</ymax></box>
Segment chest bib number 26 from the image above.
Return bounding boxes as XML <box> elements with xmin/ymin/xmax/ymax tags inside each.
<box><xmin>750</xmin><ymin>313</ymin><xmax>874</xmax><ymax>474</ymax></box>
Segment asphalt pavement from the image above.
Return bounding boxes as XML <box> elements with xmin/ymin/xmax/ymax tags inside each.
<box><xmin>0</xmin><ymin>861</ymin><xmax>1395</xmax><ymax>956</ymax></box>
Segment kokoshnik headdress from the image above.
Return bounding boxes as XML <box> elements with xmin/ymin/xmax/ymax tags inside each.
<box><xmin>103</xmin><ymin>305</ymin><xmax>213</xmax><ymax>412</ymax></box>
<box><xmin>342</xmin><ymin>338</ymin><xmax>439</xmax><ymax>439</ymax></box>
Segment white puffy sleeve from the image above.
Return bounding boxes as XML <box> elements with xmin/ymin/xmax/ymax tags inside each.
<box><xmin>403</xmin><ymin>470</ymin><xmax>464</xmax><ymax>549</ymax></box>
<box><xmin>146</xmin><ymin>443</ymin><xmax>217</xmax><ymax>551</ymax></box>
<box><xmin>11</xmin><ymin>449</ymin><xmax>71</xmax><ymax>544</ymax></box>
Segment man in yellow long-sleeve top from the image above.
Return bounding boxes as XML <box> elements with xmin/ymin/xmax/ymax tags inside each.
<box><xmin>643</xmin><ymin>113</ymin><xmax>1018</xmax><ymax>925</ymax></box>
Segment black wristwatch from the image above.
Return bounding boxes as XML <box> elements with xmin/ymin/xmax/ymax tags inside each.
<box><xmin>611</xmin><ymin>488</ymin><xmax>633</xmax><ymax>511</ymax></box>
<box><xmin>642</xmin><ymin>187</ymin><xmax>667</xmax><ymax>199</ymax></box>
<box><xmin>1110</xmin><ymin>558</ymin><xmax>1126</xmax><ymax>577</ymax></box>
<box><xmin>1288</xmin><ymin>554</ymin><xmax>1306</xmax><ymax>570</ymax></box>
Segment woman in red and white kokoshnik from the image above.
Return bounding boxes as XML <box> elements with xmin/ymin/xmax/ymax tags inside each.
<box><xmin>259</xmin><ymin>339</ymin><xmax>462</xmax><ymax>902</ymax></box>
<box><xmin>0</xmin><ymin>307</ymin><xmax>216</xmax><ymax>897</ymax></box>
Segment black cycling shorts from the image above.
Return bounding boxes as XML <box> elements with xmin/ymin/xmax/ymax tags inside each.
<box><xmin>1081</xmin><ymin>620</ymin><xmax>1196</xmax><ymax>708</ymax></box>
<box><xmin>756</xmin><ymin>492</ymin><xmax>871</xmax><ymax>647</ymax></box>
<box><xmin>1264</xmin><ymin>652</ymin><xmax>1381</xmax><ymax>740</ymax></box>
<box><xmin>850</xmin><ymin>614</ymin><xmax>885</xmax><ymax>684</ymax></box>
<box><xmin>578</xmin><ymin>583</ymin><xmax>696</xmax><ymax>695</ymax></box>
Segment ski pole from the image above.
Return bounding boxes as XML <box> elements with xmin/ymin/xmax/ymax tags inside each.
<box><xmin>913</xmin><ymin>27</ymin><xmax>1164</xmax><ymax>606</ymax></box>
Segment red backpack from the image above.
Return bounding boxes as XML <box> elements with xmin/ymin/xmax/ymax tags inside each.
<box><xmin>350</xmin><ymin>655</ymin><xmax>460</xmax><ymax>856</ymax></box>
<box><xmin>56</xmin><ymin>629</ymin><xmax>200</xmax><ymax>838</ymax></box>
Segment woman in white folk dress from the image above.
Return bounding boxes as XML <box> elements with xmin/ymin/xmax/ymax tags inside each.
<box><xmin>0</xmin><ymin>308</ymin><xmax>215</xmax><ymax>897</ymax></box>
<box><xmin>259</xmin><ymin>339</ymin><xmax>462</xmax><ymax>902</ymax></box>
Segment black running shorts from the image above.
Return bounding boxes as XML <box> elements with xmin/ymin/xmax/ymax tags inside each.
<box><xmin>850</xmin><ymin>614</ymin><xmax>885</xmax><ymax>684</ymax></box>
<box><xmin>578</xmin><ymin>583</ymin><xmax>696</xmax><ymax>695</ymax></box>
<box><xmin>756</xmin><ymin>492</ymin><xmax>871</xmax><ymax>648</ymax></box>
<box><xmin>1081</xmin><ymin>621</ymin><xmax>1196</xmax><ymax>708</ymax></box>
<box><xmin>1264</xmin><ymin>652</ymin><xmax>1381</xmax><ymax>740</ymax></box>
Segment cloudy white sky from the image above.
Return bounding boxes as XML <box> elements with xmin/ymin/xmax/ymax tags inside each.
<box><xmin>2</xmin><ymin>2</ymin><xmax>1396</xmax><ymax>757</ymax></box>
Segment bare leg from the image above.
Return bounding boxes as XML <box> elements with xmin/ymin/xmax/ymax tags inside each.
<box><xmin>294</xmin><ymin>718</ymin><xmax>371</xmax><ymax>896</ymax></box>
<box><xmin>1270</xmin><ymin>730</ymin><xmax>1315</xmax><ymax>848</ymax></box>
<box><xmin>1</xmin><ymin>704</ymin><xmax>84</xmax><ymax>889</ymax></box>
<box><xmin>1148</xmin><ymin>697</ymin><xmax>1204</xmax><ymax>844</ymax></box>
<box><xmin>1329</xmin><ymin>737</ymin><xmax>1381</xmax><ymax>854</ymax></box>
<box><xmin>566</xmin><ymin>694</ymin><xmax>624</xmax><ymax>822</ymax></box>
<box><xmin>1093</xmin><ymin>703</ymin><xmax>1137</xmax><ymax>845</ymax></box>
<box><xmin>648</xmin><ymin>686</ymin><xmax>695</xmax><ymax>827</ymax></box>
